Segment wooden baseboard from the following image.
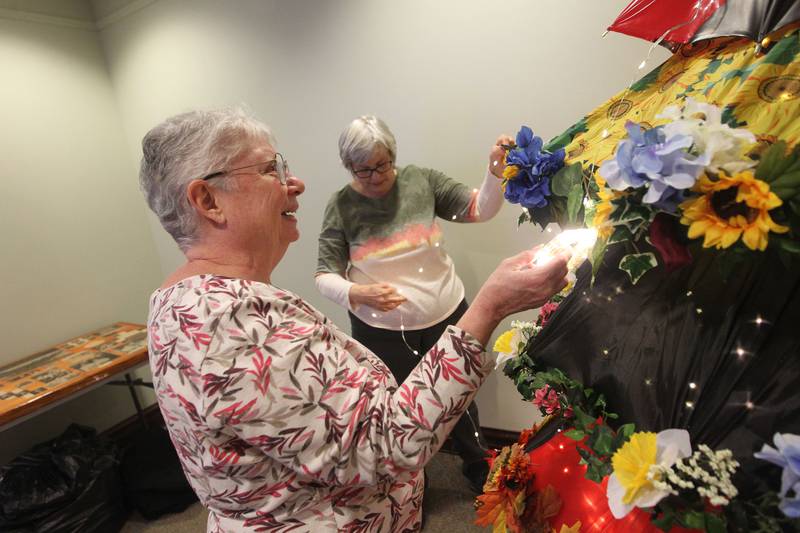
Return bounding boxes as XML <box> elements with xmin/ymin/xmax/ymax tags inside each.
<box><xmin>101</xmin><ymin>403</ymin><xmax>163</xmax><ymax>445</ymax></box>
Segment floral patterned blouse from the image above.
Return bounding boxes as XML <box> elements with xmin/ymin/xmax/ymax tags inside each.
<box><xmin>147</xmin><ymin>275</ymin><xmax>492</xmax><ymax>532</ymax></box>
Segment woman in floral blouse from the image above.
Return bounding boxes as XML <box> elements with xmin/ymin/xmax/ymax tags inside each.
<box><xmin>140</xmin><ymin>107</ymin><xmax>568</xmax><ymax>532</ymax></box>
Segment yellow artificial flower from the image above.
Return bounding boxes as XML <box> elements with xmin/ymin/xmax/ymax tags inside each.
<box><xmin>493</xmin><ymin>329</ymin><xmax>516</xmax><ymax>355</ymax></box>
<box><xmin>607</xmin><ymin>429</ymin><xmax>691</xmax><ymax>519</ymax></box>
<box><xmin>503</xmin><ymin>164</ymin><xmax>520</xmax><ymax>180</ymax></box>
<box><xmin>592</xmin><ymin>187</ymin><xmax>617</xmax><ymax>239</ymax></box>
<box><xmin>611</xmin><ymin>432</ymin><xmax>658</xmax><ymax>505</ymax></box>
<box><xmin>680</xmin><ymin>170</ymin><xmax>789</xmax><ymax>251</ymax></box>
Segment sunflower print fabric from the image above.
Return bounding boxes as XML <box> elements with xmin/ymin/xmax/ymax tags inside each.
<box><xmin>555</xmin><ymin>22</ymin><xmax>800</xmax><ymax>170</ymax></box>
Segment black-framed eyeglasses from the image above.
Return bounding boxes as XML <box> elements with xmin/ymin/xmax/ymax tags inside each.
<box><xmin>201</xmin><ymin>153</ymin><xmax>290</xmax><ymax>185</ymax></box>
<box><xmin>351</xmin><ymin>160</ymin><xmax>393</xmax><ymax>179</ymax></box>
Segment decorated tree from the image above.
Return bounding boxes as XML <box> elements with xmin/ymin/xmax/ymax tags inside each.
<box><xmin>477</xmin><ymin>5</ymin><xmax>800</xmax><ymax>532</ymax></box>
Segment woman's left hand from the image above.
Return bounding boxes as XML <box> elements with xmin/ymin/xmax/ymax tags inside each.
<box><xmin>489</xmin><ymin>135</ymin><xmax>514</xmax><ymax>179</ymax></box>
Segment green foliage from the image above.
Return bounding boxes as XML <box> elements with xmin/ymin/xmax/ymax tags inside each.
<box><xmin>619</xmin><ymin>252</ymin><xmax>658</xmax><ymax>285</ymax></box>
<box><xmin>566</xmin><ymin>185</ymin><xmax>584</xmax><ymax>224</ymax></box>
<box><xmin>551</xmin><ymin>163</ymin><xmax>583</xmax><ymax>196</ymax></box>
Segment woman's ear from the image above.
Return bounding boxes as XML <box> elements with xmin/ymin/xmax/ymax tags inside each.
<box><xmin>186</xmin><ymin>180</ymin><xmax>226</xmax><ymax>225</ymax></box>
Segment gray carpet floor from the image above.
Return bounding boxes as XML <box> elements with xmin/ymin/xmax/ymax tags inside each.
<box><xmin>121</xmin><ymin>451</ymin><xmax>485</xmax><ymax>532</ymax></box>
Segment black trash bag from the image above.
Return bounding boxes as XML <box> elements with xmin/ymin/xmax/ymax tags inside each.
<box><xmin>120</xmin><ymin>425</ymin><xmax>197</xmax><ymax>520</ymax></box>
<box><xmin>0</xmin><ymin>424</ymin><xmax>128</xmax><ymax>533</ymax></box>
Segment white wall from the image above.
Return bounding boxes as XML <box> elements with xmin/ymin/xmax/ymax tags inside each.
<box><xmin>95</xmin><ymin>0</ymin><xmax>668</xmax><ymax>431</ymax></box>
<box><xmin>0</xmin><ymin>8</ymin><xmax>162</xmax><ymax>463</ymax></box>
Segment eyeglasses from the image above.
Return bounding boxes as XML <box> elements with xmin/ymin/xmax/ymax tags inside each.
<box><xmin>201</xmin><ymin>153</ymin><xmax>290</xmax><ymax>185</ymax></box>
<box><xmin>351</xmin><ymin>160</ymin><xmax>393</xmax><ymax>179</ymax></box>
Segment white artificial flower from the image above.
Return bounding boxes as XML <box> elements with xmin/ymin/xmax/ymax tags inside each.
<box><xmin>660</xmin><ymin>98</ymin><xmax>756</xmax><ymax>175</ymax></box>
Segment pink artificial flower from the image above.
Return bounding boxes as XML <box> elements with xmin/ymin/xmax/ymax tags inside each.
<box><xmin>533</xmin><ymin>385</ymin><xmax>561</xmax><ymax>415</ymax></box>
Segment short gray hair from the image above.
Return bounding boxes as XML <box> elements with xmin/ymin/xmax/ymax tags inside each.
<box><xmin>139</xmin><ymin>107</ymin><xmax>275</xmax><ymax>251</ymax></box>
<box><xmin>338</xmin><ymin>115</ymin><xmax>397</xmax><ymax>170</ymax></box>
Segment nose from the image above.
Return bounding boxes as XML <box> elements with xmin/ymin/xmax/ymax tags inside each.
<box><xmin>286</xmin><ymin>175</ymin><xmax>305</xmax><ymax>195</ymax></box>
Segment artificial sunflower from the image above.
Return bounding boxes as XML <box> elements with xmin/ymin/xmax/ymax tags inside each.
<box><xmin>680</xmin><ymin>170</ymin><xmax>789</xmax><ymax>251</ymax></box>
<box><xmin>591</xmin><ymin>186</ymin><xmax>617</xmax><ymax>240</ymax></box>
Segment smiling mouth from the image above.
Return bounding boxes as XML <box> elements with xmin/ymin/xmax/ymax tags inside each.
<box><xmin>281</xmin><ymin>211</ymin><xmax>296</xmax><ymax>218</ymax></box>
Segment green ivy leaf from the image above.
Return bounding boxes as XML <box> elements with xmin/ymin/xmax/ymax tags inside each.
<box><xmin>618</xmin><ymin>423</ymin><xmax>636</xmax><ymax>439</ymax></box>
<box><xmin>517</xmin><ymin>209</ymin><xmax>531</xmax><ymax>227</ymax></box>
<box><xmin>608</xmin><ymin>225</ymin><xmax>634</xmax><ymax>245</ymax></box>
<box><xmin>682</xmin><ymin>510</ymin><xmax>708</xmax><ymax>529</ymax></box>
<box><xmin>573</xmin><ymin>405</ymin><xmax>596</xmax><ymax>429</ymax></box>
<box><xmin>551</xmin><ymin>163</ymin><xmax>583</xmax><ymax>197</ymax></box>
<box><xmin>773</xmin><ymin>235</ymin><xmax>800</xmax><ymax>255</ymax></box>
<box><xmin>705</xmin><ymin>513</ymin><xmax>727</xmax><ymax>533</ymax></box>
<box><xmin>590</xmin><ymin>238</ymin><xmax>607</xmax><ymax>282</ymax></box>
<box><xmin>592</xmin><ymin>424</ymin><xmax>615</xmax><ymax>456</ymax></box>
<box><xmin>619</xmin><ymin>252</ymin><xmax>658</xmax><ymax>285</ymax></box>
<box><xmin>566</xmin><ymin>184</ymin><xmax>584</xmax><ymax>224</ymax></box>
<box><xmin>563</xmin><ymin>429</ymin><xmax>585</xmax><ymax>441</ymax></box>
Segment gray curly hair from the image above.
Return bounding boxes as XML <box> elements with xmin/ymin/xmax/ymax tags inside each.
<box><xmin>139</xmin><ymin>107</ymin><xmax>275</xmax><ymax>251</ymax></box>
<box><xmin>338</xmin><ymin>115</ymin><xmax>397</xmax><ymax>170</ymax></box>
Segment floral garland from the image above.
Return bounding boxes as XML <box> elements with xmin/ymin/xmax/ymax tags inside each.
<box><xmin>476</xmin><ymin>322</ymin><xmax>800</xmax><ymax>532</ymax></box>
<box><xmin>500</xmin><ymin>99</ymin><xmax>800</xmax><ymax>285</ymax></box>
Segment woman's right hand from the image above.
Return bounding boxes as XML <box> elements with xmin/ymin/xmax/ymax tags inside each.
<box><xmin>349</xmin><ymin>283</ymin><xmax>407</xmax><ymax>312</ymax></box>
<box><xmin>456</xmin><ymin>248</ymin><xmax>570</xmax><ymax>346</ymax></box>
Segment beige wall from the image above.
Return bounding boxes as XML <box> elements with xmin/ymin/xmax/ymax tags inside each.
<box><xmin>96</xmin><ymin>0</ymin><xmax>668</xmax><ymax>430</ymax></box>
<box><xmin>0</xmin><ymin>10</ymin><xmax>162</xmax><ymax>464</ymax></box>
<box><xmin>0</xmin><ymin>0</ymin><xmax>669</xmax><ymax>466</ymax></box>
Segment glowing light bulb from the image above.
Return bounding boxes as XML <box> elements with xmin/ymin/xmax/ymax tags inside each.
<box><xmin>451</xmin><ymin>215</ymin><xmax>457</xmax><ymax>220</ymax></box>
<box><xmin>371</xmin><ymin>313</ymin><xmax>378</xmax><ymax>318</ymax></box>
<box><xmin>474</xmin><ymin>432</ymin><xmax>479</xmax><ymax>438</ymax></box>
<box><xmin>745</xmin><ymin>401</ymin><xmax>754</xmax><ymax>410</ymax></box>
<box><xmin>736</xmin><ymin>347</ymin><xmax>745</xmax><ymax>357</ymax></box>
<box><xmin>563</xmin><ymin>467</ymin><xmax>569</xmax><ymax>474</ymax></box>
<box><xmin>689</xmin><ymin>382</ymin><xmax>697</xmax><ymax>390</ymax></box>
<box><xmin>434</xmin><ymin>242</ymin><xmax>440</xmax><ymax>247</ymax></box>
<box><xmin>685</xmin><ymin>401</ymin><xmax>695</xmax><ymax>409</ymax></box>
<box><xmin>559</xmin><ymin>444</ymin><xmax>564</xmax><ymax>450</ymax></box>
<box><xmin>755</xmin><ymin>316</ymin><xmax>764</xmax><ymax>325</ymax></box>
<box><xmin>686</xmin><ymin>290</ymin><xmax>693</xmax><ymax>296</ymax></box>
<box><xmin>602</xmin><ymin>349</ymin><xmax>609</xmax><ymax>356</ymax></box>
<box><xmin>644</xmin><ymin>378</ymin><xmax>652</xmax><ymax>386</ymax></box>
<box><xmin>696</xmin><ymin>307</ymin><xmax>703</xmax><ymax>314</ymax></box>
<box><xmin>413</xmin><ymin>350</ymin><xmax>419</xmax><ymax>355</ymax></box>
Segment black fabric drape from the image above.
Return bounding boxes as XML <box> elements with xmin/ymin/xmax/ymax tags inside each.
<box><xmin>529</xmin><ymin>244</ymin><xmax>800</xmax><ymax>470</ymax></box>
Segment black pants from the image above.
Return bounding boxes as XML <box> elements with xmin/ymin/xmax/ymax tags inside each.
<box><xmin>349</xmin><ymin>299</ymin><xmax>488</xmax><ymax>467</ymax></box>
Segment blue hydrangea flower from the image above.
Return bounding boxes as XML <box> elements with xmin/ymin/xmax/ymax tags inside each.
<box><xmin>503</xmin><ymin>126</ymin><xmax>565</xmax><ymax>210</ymax></box>
<box><xmin>755</xmin><ymin>433</ymin><xmax>800</xmax><ymax>518</ymax></box>
<box><xmin>599</xmin><ymin>121</ymin><xmax>706</xmax><ymax>212</ymax></box>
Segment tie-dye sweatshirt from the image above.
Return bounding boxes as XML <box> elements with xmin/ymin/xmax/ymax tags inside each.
<box><xmin>316</xmin><ymin>164</ymin><xmax>499</xmax><ymax>330</ymax></box>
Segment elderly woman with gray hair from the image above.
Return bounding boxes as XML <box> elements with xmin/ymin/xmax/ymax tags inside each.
<box><xmin>316</xmin><ymin>116</ymin><xmax>511</xmax><ymax>492</ymax></box>
<box><xmin>141</xmin><ymin>107</ymin><xmax>568</xmax><ymax>532</ymax></box>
